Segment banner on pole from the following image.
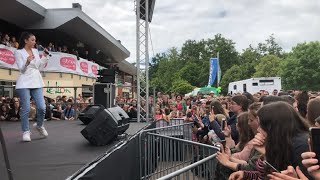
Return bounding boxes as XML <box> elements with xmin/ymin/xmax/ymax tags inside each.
<box><xmin>217</xmin><ymin>58</ymin><xmax>221</xmax><ymax>85</ymax></box>
<box><xmin>208</xmin><ymin>58</ymin><xmax>218</xmax><ymax>86</ymax></box>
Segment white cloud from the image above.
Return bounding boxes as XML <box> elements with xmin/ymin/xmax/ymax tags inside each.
<box><xmin>33</xmin><ymin>0</ymin><xmax>320</xmax><ymax>63</ymax></box>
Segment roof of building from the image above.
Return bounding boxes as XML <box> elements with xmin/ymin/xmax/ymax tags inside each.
<box><xmin>0</xmin><ymin>0</ymin><xmax>137</xmax><ymax>75</ymax></box>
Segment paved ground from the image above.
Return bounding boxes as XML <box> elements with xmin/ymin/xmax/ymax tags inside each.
<box><xmin>0</xmin><ymin>120</ymin><xmax>148</xmax><ymax>180</ymax></box>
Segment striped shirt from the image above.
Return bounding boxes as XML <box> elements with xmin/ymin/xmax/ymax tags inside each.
<box><xmin>243</xmin><ymin>157</ymin><xmax>265</xmax><ymax>180</ymax></box>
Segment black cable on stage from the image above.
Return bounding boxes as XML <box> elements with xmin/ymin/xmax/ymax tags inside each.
<box><xmin>0</xmin><ymin>125</ymin><xmax>14</xmax><ymax>180</ymax></box>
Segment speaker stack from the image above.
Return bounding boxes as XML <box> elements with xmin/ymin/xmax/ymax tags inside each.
<box><xmin>107</xmin><ymin>106</ymin><xmax>130</xmax><ymax>134</ymax></box>
<box><xmin>93</xmin><ymin>83</ymin><xmax>115</xmax><ymax>109</ymax></box>
<box><xmin>79</xmin><ymin>104</ymin><xmax>131</xmax><ymax>146</ymax></box>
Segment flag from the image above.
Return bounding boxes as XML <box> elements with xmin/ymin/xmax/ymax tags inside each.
<box><xmin>217</xmin><ymin>58</ymin><xmax>221</xmax><ymax>85</ymax></box>
<box><xmin>208</xmin><ymin>58</ymin><xmax>218</xmax><ymax>86</ymax></box>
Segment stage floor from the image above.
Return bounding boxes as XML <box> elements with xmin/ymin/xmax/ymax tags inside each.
<box><xmin>0</xmin><ymin>120</ymin><xmax>148</xmax><ymax>180</ymax></box>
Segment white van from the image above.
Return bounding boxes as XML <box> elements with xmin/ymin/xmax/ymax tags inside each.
<box><xmin>228</xmin><ymin>77</ymin><xmax>282</xmax><ymax>94</ymax></box>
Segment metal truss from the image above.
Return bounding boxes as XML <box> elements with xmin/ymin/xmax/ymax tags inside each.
<box><xmin>135</xmin><ymin>0</ymin><xmax>150</xmax><ymax>122</ymax></box>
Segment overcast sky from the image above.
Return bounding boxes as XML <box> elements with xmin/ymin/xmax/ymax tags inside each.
<box><xmin>33</xmin><ymin>0</ymin><xmax>320</xmax><ymax>63</ymax></box>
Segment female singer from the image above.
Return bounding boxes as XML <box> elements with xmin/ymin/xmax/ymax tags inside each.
<box><xmin>14</xmin><ymin>32</ymin><xmax>49</xmax><ymax>142</ymax></box>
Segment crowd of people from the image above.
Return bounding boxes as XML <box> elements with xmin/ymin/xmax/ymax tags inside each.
<box><xmin>0</xmin><ymin>94</ymin><xmax>93</xmax><ymax>122</ymax></box>
<box><xmin>0</xmin><ymin>32</ymin><xmax>93</xmax><ymax>61</ymax></box>
<box><xmin>2</xmin><ymin>87</ymin><xmax>320</xmax><ymax>179</ymax></box>
<box><xmin>139</xmin><ymin>90</ymin><xmax>320</xmax><ymax>180</ymax></box>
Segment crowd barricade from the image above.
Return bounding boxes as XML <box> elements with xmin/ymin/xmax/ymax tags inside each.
<box><xmin>155</xmin><ymin>118</ymin><xmax>192</xmax><ymax>140</ymax></box>
<box><xmin>139</xmin><ymin>122</ymin><xmax>219</xmax><ymax>180</ymax></box>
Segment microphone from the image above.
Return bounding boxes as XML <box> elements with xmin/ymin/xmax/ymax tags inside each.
<box><xmin>39</xmin><ymin>45</ymin><xmax>52</xmax><ymax>57</ymax></box>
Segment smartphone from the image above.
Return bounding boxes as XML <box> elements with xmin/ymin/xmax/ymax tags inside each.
<box><xmin>264</xmin><ymin>160</ymin><xmax>280</xmax><ymax>173</ymax></box>
<box><xmin>310</xmin><ymin>127</ymin><xmax>320</xmax><ymax>163</ymax></box>
<box><xmin>221</xmin><ymin>140</ymin><xmax>226</xmax><ymax>152</ymax></box>
<box><xmin>221</xmin><ymin>118</ymin><xmax>226</xmax><ymax>130</ymax></box>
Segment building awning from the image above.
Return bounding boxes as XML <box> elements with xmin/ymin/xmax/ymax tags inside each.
<box><xmin>0</xmin><ymin>0</ymin><xmax>136</xmax><ymax>75</ymax></box>
<box><xmin>118</xmin><ymin>61</ymin><xmax>137</xmax><ymax>76</ymax></box>
<box><xmin>0</xmin><ymin>0</ymin><xmax>134</xmax><ymax>74</ymax></box>
<box><xmin>28</xmin><ymin>8</ymin><xmax>130</xmax><ymax>64</ymax></box>
<box><xmin>0</xmin><ymin>0</ymin><xmax>45</xmax><ymax>27</ymax></box>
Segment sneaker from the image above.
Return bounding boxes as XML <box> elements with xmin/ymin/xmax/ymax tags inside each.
<box><xmin>22</xmin><ymin>131</ymin><xmax>31</xmax><ymax>142</ymax></box>
<box><xmin>35</xmin><ymin>126</ymin><xmax>48</xmax><ymax>138</ymax></box>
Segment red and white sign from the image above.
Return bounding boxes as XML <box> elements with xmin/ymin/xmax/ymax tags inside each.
<box><xmin>0</xmin><ymin>45</ymin><xmax>99</xmax><ymax>78</ymax></box>
<box><xmin>91</xmin><ymin>64</ymin><xmax>98</xmax><ymax>75</ymax></box>
<box><xmin>0</xmin><ymin>48</ymin><xmax>15</xmax><ymax>65</ymax></box>
<box><xmin>80</xmin><ymin>61</ymin><xmax>88</xmax><ymax>73</ymax></box>
<box><xmin>60</xmin><ymin>57</ymin><xmax>77</xmax><ymax>71</ymax></box>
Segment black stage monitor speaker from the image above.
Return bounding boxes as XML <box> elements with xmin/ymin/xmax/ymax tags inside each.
<box><xmin>108</xmin><ymin>106</ymin><xmax>130</xmax><ymax>125</ymax></box>
<box><xmin>78</xmin><ymin>104</ymin><xmax>106</xmax><ymax>125</ymax></box>
<box><xmin>108</xmin><ymin>106</ymin><xmax>130</xmax><ymax>134</ymax></box>
<box><xmin>93</xmin><ymin>83</ymin><xmax>116</xmax><ymax>109</ymax></box>
<box><xmin>98</xmin><ymin>69</ymin><xmax>116</xmax><ymax>76</ymax></box>
<box><xmin>81</xmin><ymin>109</ymin><xmax>118</xmax><ymax>146</ymax></box>
<box><xmin>97</xmin><ymin>76</ymin><xmax>115</xmax><ymax>83</ymax></box>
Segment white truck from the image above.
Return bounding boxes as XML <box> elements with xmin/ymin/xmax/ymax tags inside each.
<box><xmin>228</xmin><ymin>77</ymin><xmax>282</xmax><ymax>95</ymax></box>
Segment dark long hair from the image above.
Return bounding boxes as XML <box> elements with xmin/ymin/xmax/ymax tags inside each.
<box><xmin>243</xmin><ymin>92</ymin><xmax>254</xmax><ymax>105</ymax></box>
<box><xmin>237</xmin><ymin>112</ymin><xmax>254</xmax><ymax>151</ymax></box>
<box><xmin>261</xmin><ymin>95</ymin><xmax>286</xmax><ymax>105</ymax></box>
<box><xmin>210</xmin><ymin>100</ymin><xmax>227</xmax><ymax>116</ymax></box>
<box><xmin>257</xmin><ymin>102</ymin><xmax>309</xmax><ymax>171</ymax></box>
<box><xmin>248</xmin><ymin>102</ymin><xmax>261</xmax><ymax>118</ymax></box>
<box><xmin>231</xmin><ymin>95</ymin><xmax>249</xmax><ymax>112</ymax></box>
<box><xmin>0</xmin><ymin>104</ymin><xmax>8</xmax><ymax>114</ymax></box>
<box><xmin>307</xmin><ymin>98</ymin><xmax>320</xmax><ymax>126</ymax></box>
<box><xmin>296</xmin><ymin>91</ymin><xmax>309</xmax><ymax>118</ymax></box>
<box><xmin>18</xmin><ymin>32</ymin><xmax>34</xmax><ymax>49</ymax></box>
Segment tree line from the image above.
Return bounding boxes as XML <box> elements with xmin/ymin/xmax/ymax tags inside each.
<box><xmin>149</xmin><ymin>34</ymin><xmax>320</xmax><ymax>95</ymax></box>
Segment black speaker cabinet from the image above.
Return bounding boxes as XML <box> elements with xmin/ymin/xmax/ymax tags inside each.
<box><xmin>81</xmin><ymin>109</ymin><xmax>118</xmax><ymax>146</ymax></box>
<box><xmin>108</xmin><ymin>106</ymin><xmax>130</xmax><ymax>134</ymax></box>
<box><xmin>93</xmin><ymin>83</ymin><xmax>116</xmax><ymax>109</ymax></box>
<box><xmin>78</xmin><ymin>104</ymin><xmax>106</xmax><ymax>125</ymax></box>
<box><xmin>97</xmin><ymin>76</ymin><xmax>115</xmax><ymax>83</ymax></box>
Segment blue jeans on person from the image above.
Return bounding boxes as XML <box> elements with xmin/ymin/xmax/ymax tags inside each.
<box><xmin>16</xmin><ymin>88</ymin><xmax>46</xmax><ymax>132</ymax></box>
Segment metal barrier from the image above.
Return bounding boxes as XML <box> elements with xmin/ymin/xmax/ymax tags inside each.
<box><xmin>155</xmin><ymin>119</ymin><xmax>192</xmax><ymax>140</ymax></box>
<box><xmin>157</xmin><ymin>153</ymin><xmax>217</xmax><ymax>180</ymax></box>
<box><xmin>139</xmin><ymin>122</ymin><xmax>219</xmax><ymax>180</ymax></box>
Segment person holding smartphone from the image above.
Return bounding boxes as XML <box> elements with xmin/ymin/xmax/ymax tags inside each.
<box><xmin>267</xmin><ymin>151</ymin><xmax>320</xmax><ymax>180</ymax></box>
<box><xmin>14</xmin><ymin>32</ymin><xmax>49</xmax><ymax>142</ymax></box>
<box><xmin>268</xmin><ymin>128</ymin><xmax>320</xmax><ymax>180</ymax></box>
<box><xmin>300</xmin><ymin>151</ymin><xmax>320</xmax><ymax>179</ymax></box>
<box><xmin>229</xmin><ymin>102</ymin><xmax>311</xmax><ymax>180</ymax></box>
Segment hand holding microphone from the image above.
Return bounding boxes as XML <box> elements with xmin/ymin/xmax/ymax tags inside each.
<box><xmin>39</xmin><ymin>45</ymin><xmax>52</xmax><ymax>57</ymax></box>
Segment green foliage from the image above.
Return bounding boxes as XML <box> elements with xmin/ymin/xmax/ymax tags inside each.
<box><xmin>254</xmin><ymin>55</ymin><xmax>282</xmax><ymax>77</ymax></box>
<box><xmin>149</xmin><ymin>33</ymin><xmax>320</xmax><ymax>94</ymax></box>
<box><xmin>220</xmin><ymin>65</ymin><xmax>243</xmax><ymax>94</ymax></box>
<box><xmin>239</xmin><ymin>46</ymin><xmax>261</xmax><ymax>65</ymax></box>
<box><xmin>169</xmin><ymin>79</ymin><xmax>196</xmax><ymax>95</ymax></box>
<box><xmin>149</xmin><ymin>34</ymin><xmax>239</xmax><ymax>93</ymax></box>
<box><xmin>257</xmin><ymin>34</ymin><xmax>283</xmax><ymax>57</ymax></box>
<box><xmin>280</xmin><ymin>41</ymin><xmax>320</xmax><ymax>91</ymax></box>
<box><xmin>207</xmin><ymin>34</ymin><xmax>239</xmax><ymax>73</ymax></box>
